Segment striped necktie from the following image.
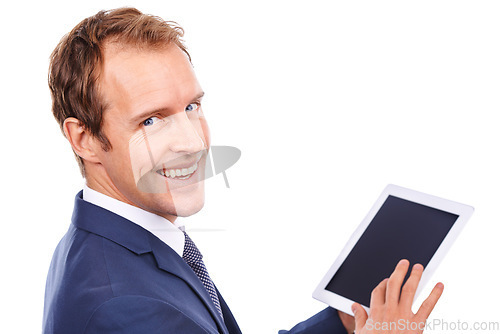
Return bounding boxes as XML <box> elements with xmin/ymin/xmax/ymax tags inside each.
<box><xmin>182</xmin><ymin>231</ymin><xmax>224</xmax><ymax>319</ymax></box>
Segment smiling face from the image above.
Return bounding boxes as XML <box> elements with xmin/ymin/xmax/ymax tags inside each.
<box><xmin>87</xmin><ymin>44</ymin><xmax>210</xmax><ymax>222</ymax></box>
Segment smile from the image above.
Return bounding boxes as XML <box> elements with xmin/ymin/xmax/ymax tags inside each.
<box><xmin>156</xmin><ymin>162</ymin><xmax>198</xmax><ymax>180</ymax></box>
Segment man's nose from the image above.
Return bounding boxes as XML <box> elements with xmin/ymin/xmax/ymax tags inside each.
<box><xmin>168</xmin><ymin>112</ymin><xmax>206</xmax><ymax>154</ymax></box>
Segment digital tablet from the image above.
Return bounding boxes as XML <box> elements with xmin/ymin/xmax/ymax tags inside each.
<box><xmin>312</xmin><ymin>184</ymin><xmax>474</xmax><ymax>316</ymax></box>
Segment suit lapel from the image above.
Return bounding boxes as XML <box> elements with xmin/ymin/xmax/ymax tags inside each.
<box><xmin>72</xmin><ymin>192</ymin><xmax>229</xmax><ymax>334</ymax></box>
<box><xmin>216</xmin><ymin>287</ymin><xmax>242</xmax><ymax>334</ymax></box>
<box><xmin>148</xmin><ymin>235</ymin><xmax>229</xmax><ymax>334</ymax></box>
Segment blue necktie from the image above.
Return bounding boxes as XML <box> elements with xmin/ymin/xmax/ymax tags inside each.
<box><xmin>182</xmin><ymin>231</ymin><xmax>224</xmax><ymax>320</ymax></box>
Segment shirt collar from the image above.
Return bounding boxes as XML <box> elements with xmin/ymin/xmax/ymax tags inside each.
<box><xmin>82</xmin><ymin>184</ymin><xmax>185</xmax><ymax>257</ymax></box>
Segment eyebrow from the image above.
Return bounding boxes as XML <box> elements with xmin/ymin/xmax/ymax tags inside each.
<box><xmin>130</xmin><ymin>91</ymin><xmax>205</xmax><ymax>125</ymax></box>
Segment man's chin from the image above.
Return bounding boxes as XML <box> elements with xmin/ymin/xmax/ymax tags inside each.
<box><xmin>133</xmin><ymin>171</ymin><xmax>206</xmax><ymax>217</ymax></box>
<box><xmin>149</xmin><ymin>191</ymin><xmax>205</xmax><ymax>218</ymax></box>
<box><xmin>174</xmin><ymin>203</ymin><xmax>205</xmax><ymax>218</ymax></box>
<box><xmin>165</xmin><ymin>195</ymin><xmax>205</xmax><ymax>218</ymax></box>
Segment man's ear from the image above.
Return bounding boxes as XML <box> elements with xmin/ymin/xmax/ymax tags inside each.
<box><xmin>63</xmin><ymin>117</ymin><xmax>101</xmax><ymax>164</ymax></box>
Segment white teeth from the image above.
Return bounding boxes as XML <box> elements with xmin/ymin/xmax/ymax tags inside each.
<box><xmin>157</xmin><ymin>162</ymin><xmax>198</xmax><ymax>179</ymax></box>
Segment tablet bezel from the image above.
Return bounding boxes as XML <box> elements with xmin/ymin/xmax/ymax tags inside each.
<box><xmin>312</xmin><ymin>184</ymin><xmax>474</xmax><ymax>316</ymax></box>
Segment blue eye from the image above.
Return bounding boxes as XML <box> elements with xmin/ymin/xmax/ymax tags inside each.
<box><xmin>185</xmin><ymin>103</ymin><xmax>199</xmax><ymax>112</ymax></box>
<box><xmin>142</xmin><ymin>116</ymin><xmax>160</xmax><ymax>126</ymax></box>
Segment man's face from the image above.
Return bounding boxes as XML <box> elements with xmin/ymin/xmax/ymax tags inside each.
<box><xmin>94</xmin><ymin>44</ymin><xmax>210</xmax><ymax>221</ymax></box>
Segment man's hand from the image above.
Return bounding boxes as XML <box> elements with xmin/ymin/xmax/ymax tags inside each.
<box><xmin>338</xmin><ymin>310</ymin><xmax>355</xmax><ymax>334</ymax></box>
<box><xmin>349</xmin><ymin>259</ymin><xmax>444</xmax><ymax>334</ymax></box>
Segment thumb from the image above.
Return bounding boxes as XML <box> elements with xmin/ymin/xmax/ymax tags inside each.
<box><xmin>352</xmin><ymin>303</ymin><xmax>368</xmax><ymax>331</ymax></box>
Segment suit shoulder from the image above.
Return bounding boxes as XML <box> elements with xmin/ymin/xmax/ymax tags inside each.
<box><xmin>84</xmin><ymin>295</ymin><xmax>213</xmax><ymax>334</ymax></box>
<box><xmin>44</xmin><ymin>225</ymin><xmax>116</xmax><ymax>333</ymax></box>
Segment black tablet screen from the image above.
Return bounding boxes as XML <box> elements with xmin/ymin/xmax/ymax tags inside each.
<box><xmin>325</xmin><ymin>195</ymin><xmax>458</xmax><ymax>307</ymax></box>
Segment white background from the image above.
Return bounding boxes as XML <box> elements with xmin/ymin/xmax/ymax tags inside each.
<box><xmin>1</xmin><ymin>1</ymin><xmax>499</xmax><ymax>333</ymax></box>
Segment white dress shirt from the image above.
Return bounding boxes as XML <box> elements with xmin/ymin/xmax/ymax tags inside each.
<box><xmin>82</xmin><ymin>184</ymin><xmax>185</xmax><ymax>257</ymax></box>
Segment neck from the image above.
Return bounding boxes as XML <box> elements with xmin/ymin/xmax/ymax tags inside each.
<box><xmin>85</xmin><ymin>173</ymin><xmax>134</xmax><ymax>206</ymax></box>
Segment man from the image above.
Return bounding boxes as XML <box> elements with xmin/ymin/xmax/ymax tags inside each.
<box><xmin>43</xmin><ymin>7</ymin><xmax>444</xmax><ymax>334</ymax></box>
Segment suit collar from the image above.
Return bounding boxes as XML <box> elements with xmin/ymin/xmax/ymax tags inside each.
<box><xmin>71</xmin><ymin>191</ymin><xmax>229</xmax><ymax>334</ymax></box>
<box><xmin>82</xmin><ymin>185</ymin><xmax>185</xmax><ymax>256</ymax></box>
<box><xmin>72</xmin><ymin>191</ymin><xmax>152</xmax><ymax>254</ymax></box>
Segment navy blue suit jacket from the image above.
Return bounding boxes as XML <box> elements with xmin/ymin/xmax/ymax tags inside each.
<box><xmin>43</xmin><ymin>192</ymin><xmax>347</xmax><ymax>333</ymax></box>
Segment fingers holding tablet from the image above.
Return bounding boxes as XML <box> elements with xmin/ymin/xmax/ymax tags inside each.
<box><xmin>415</xmin><ymin>282</ymin><xmax>445</xmax><ymax>322</ymax></box>
<box><xmin>400</xmin><ymin>262</ymin><xmax>424</xmax><ymax>309</ymax></box>
<box><xmin>386</xmin><ymin>259</ymin><xmax>410</xmax><ymax>306</ymax></box>
<box><xmin>369</xmin><ymin>278</ymin><xmax>388</xmax><ymax>316</ymax></box>
<box><xmin>353</xmin><ymin>259</ymin><xmax>445</xmax><ymax>334</ymax></box>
